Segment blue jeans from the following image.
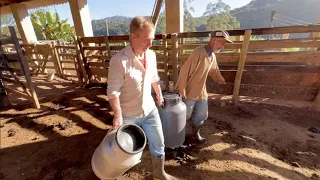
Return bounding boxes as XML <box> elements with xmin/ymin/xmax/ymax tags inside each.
<box><xmin>123</xmin><ymin>108</ymin><xmax>165</xmax><ymax>158</ymax></box>
<box><xmin>184</xmin><ymin>99</ymin><xmax>208</xmax><ymax>127</ymax></box>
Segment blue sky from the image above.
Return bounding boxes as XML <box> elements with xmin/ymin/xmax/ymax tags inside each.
<box><xmin>47</xmin><ymin>0</ymin><xmax>252</xmax><ymax>24</ymax></box>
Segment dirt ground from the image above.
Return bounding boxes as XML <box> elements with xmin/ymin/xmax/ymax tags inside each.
<box><xmin>1</xmin><ymin>76</ymin><xmax>320</xmax><ymax>180</ymax></box>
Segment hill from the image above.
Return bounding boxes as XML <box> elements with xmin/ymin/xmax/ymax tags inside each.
<box><xmin>91</xmin><ymin>0</ymin><xmax>320</xmax><ymax>36</ymax></box>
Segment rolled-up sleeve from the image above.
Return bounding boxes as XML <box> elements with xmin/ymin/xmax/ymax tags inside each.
<box><xmin>107</xmin><ymin>54</ymin><xmax>124</xmax><ymax>99</ymax></box>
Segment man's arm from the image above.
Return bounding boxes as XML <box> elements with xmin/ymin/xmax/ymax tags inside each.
<box><xmin>152</xmin><ymin>82</ymin><xmax>164</xmax><ymax>106</ymax></box>
<box><xmin>175</xmin><ymin>49</ymin><xmax>199</xmax><ymax>96</ymax></box>
<box><xmin>208</xmin><ymin>55</ymin><xmax>226</xmax><ymax>84</ymax></box>
<box><xmin>109</xmin><ymin>97</ymin><xmax>123</xmax><ymax>129</ymax></box>
<box><xmin>151</xmin><ymin>53</ymin><xmax>164</xmax><ymax>106</ymax></box>
<box><xmin>107</xmin><ymin>54</ymin><xmax>125</xmax><ymax>129</ymax></box>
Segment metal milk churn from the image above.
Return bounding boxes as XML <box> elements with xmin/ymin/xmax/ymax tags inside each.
<box><xmin>158</xmin><ymin>92</ymin><xmax>187</xmax><ymax>149</ymax></box>
<box><xmin>91</xmin><ymin>124</ymin><xmax>147</xmax><ymax>179</ymax></box>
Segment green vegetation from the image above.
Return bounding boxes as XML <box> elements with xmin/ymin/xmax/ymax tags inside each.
<box><xmin>91</xmin><ymin>0</ymin><xmax>319</xmax><ymax>37</ymax></box>
<box><xmin>30</xmin><ymin>10</ymin><xmax>74</xmax><ymax>42</ymax></box>
<box><xmin>0</xmin><ymin>15</ymin><xmax>20</xmax><ymax>37</ymax></box>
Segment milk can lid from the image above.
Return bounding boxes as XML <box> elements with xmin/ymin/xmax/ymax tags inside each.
<box><xmin>162</xmin><ymin>92</ymin><xmax>182</xmax><ymax>105</ymax></box>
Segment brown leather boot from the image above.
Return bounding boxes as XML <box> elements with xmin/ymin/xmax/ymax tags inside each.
<box><xmin>151</xmin><ymin>156</ymin><xmax>177</xmax><ymax>180</ymax></box>
<box><xmin>192</xmin><ymin>125</ymin><xmax>208</xmax><ymax>145</ymax></box>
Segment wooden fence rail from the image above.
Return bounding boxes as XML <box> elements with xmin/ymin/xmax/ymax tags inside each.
<box><xmin>1</xmin><ymin>24</ymin><xmax>319</xmax><ymax>110</ymax></box>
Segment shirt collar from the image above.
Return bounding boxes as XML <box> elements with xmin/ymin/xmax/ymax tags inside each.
<box><xmin>123</xmin><ymin>44</ymin><xmax>151</xmax><ymax>60</ymax></box>
<box><xmin>204</xmin><ymin>44</ymin><xmax>213</xmax><ymax>56</ymax></box>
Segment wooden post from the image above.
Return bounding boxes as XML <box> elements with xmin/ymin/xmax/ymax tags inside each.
<box><xmin>171</xmin><ymin>33</ymin><xmax>179</xmax><ymax>86</ymax></box>
<box><xmin>9</xmin><ymin>26</ymin><xmax>40</xmax><ymax>109</ymax></box>
<box><xmin>105</xmin><ymin>21</ymin><xmax>110</xmax><ymax>36</ymax></box>
<box><xmin>151</xmin><ymin>0</ymin><xmax>163</xmax><ymax>27</ymax></box>
<box><xmin>179</xmin><ymin>38</ymin><xmax>184</xmax><ymax>55</ymax></box>
<box><xmin>165</xmin><ymin>0</ymin><xmax>184</xmax><ymax>33</ymax></box>
<box><xmin>313</xmin><ymin>89</ymin><xmax>320</xmax><ymax>111</ymax></box>
<box><xmin>280</xmin><ymin>33</ymin><xmax>290</xmax><ymax>52</ymax></box>
<box><xmin>77</xmin><ymin>36</ymin><xmax>92</xmax><ymax>84</ymax></box>
<box><xmin>269</xmin><ymin>10</ymin><xmax>276</xmax><ymax>39</ymax></box>
<box><xmin>10</xmin><ymin>3</ymin><xmax>37</xmax><ymax>43</ymax></box>
<box><xmin>73</xmin><ymin>35</ymin><xmax>88</xmax><ymax>85</ymax></box>
<box><xmin>162</xmin><ymin>34</ymin><xmax>169</xmax><ymax>90</ymax></box>
<box><xmin>312</xmin><ymin>12</ymin><xmax>320</xmax><ymax>51</ymax></box>
<box><xmin>69</xmin><ymin>0</ymin><xmax>94</xmax><ymax>37</ymax></box>
<box><xmin>105</xmin><ymin>36</ymin><xmax>111</xmax><ymax>60</ymax></box>
<box><xmin>36</xmin><ymin>44</ymin><xmax>51</xmax><ymax>75</ymax></box>
<box><xmin>232</xmin><ymin>30</ymin><xmax>252</xmax><ymax>105</ymax></box>
<box><xmin>234</xmin><ymin>36</ymin><xmax>242</xmax><ymax>53</ymax></box>
<box><xmin>52</xmin><ymin>42</ymin><xmax>64</xmax><ymax>78</ymax></box>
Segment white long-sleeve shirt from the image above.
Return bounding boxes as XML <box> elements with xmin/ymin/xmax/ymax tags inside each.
<box><xmin>107</xmin><ymin>44</ymin><xmax>160</xmax><ymax>118</ymax></box>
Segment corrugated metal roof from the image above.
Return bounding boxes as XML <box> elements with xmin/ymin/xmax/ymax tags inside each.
<box><xmin>0</xmin><ymin>0</ymin><xmax>69</xmax><ymax>15</ymax></box>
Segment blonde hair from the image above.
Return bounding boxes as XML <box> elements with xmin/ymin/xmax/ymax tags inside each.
<box><xmin>130</xmin><ymin>16</ymin><xmax>155</xmax><ymax>37</ymax></box>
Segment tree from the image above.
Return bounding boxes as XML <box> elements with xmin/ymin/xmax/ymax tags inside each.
<box><xmin>203</xmin><ymin>0</ymin><xmax>231</xmax><ymax>16</ymax></box>
<box><xmin>184</xmin><ymin>10</ymin><xmax>196</xmax><ymax>32</ymax></box>
<box><xmin>184</xmin><ymin>0</ymin><xmax>196</xmax><ymax>32</ymax></box>
<box><xmin>203</xmin><ymin>0</ymin><xmax>240</xmax><ymax>31</ymax></box>
<box><xmin>155</xmin><ymin>12</ymin><xmax>166</xmax><ymax>34</ymax></box>
<box><xmin>31</xmin><ymin>10</ymin><xmax>74</xmax><ymax>42</ymax></box>
<box><xmin>0</xmin><ymin>15</ymin><xmax>20</xmax><ymax>37</ymax></box>
<box><xmin>206</xmin><ymin>12</ymin><xmax>240</xmax><ymax>31</ymax></box>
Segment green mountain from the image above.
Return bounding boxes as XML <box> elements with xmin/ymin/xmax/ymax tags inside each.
<box><xmin>231</xmin><ymin>0</ymin><xmax>320</xmax><ymax>29</ymax></box>
<box><xmin>91</xmin><ymin>0</ymin><xmax>320</xmax><ymax>36</ymax></box>
<box><xmin>92</xmin><ymin>16</ymin><xmax>131</xmax><ymax>36</ymax></box>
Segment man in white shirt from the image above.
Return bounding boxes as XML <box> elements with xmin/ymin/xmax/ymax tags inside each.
<box><xmin>107</xmin><ymin>16</ymin><xmax>176</xmax><ymax>180</ymax></box>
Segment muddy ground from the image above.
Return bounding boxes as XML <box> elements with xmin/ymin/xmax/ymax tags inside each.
<box><xmin>1</xmin><ymin>76</ymin><xmax>319</xmax><ymax>180</ymax></box>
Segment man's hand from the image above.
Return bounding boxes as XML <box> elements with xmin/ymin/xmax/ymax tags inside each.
<box><xmin>113</xmin><ymin>115</ymin><xmax>123</xmax><ymax>129</ymax></box>
<box><xmin>156</xmin><ymin>94</ymin><xmax>164</xmax><ymax>106</ymax></box>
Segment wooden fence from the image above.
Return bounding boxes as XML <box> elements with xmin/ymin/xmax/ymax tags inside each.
<box><xmin>175</xmin><ymin>25</ymin><xmax>320</xmax><ymax>105</ymax></box>
<box><xmin>1</xmin><ymin>24</ymin><xmax>319</xmax><ymax>108</ymax></box>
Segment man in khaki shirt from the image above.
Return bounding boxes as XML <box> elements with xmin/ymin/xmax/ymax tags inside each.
<box><xmin>107</xmin><ymin>17</ymin><xmax>176</xmax><ymax>180</ymax></box>
<box><xmin>175</xmin><ymin>30</ymin><xmax>232</xmax><ymax>144</ymax></box>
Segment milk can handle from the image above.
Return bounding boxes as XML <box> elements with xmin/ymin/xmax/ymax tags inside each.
<box><xmin>160</xmin><ymin>100</ymin><xmax>166</xmax><ymax>108</ymax></box>
<box><xmin>179</xmin><ymin>93</ymin><xmax>186</xmax><ymax>100</ymax></box>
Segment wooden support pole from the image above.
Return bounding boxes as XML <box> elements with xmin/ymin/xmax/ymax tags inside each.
<box><xmin>105</xmin><ymin>36</ymin><xmax>111</xmax><ymax>60</ymax></box>
<box><xmin>314</xmin><ymin>12</ymin><xmax>320</xmax><ymax>51</ymax></box>
<box><xmin>151</xmin><ymin>0</ymin><xmax>163</xmax><ymax>27</ymax></box>
<box><xmin>77</xmin><ymin>36</ymin><xmax>92</xmax><ymax>84</ymax></box>
<box><xmin>171</xmin><ymin>33</ymin><xmax>179</xmax><ymax>86</ymax></box>
<box><xmin>9</xmin><ymin>26</ymin><xmax>40</xmax><ymax>109</ymax></box>
<box><xmin>37</xmin><ymin>44</ymin><xmax>50</xmax><ymax>75</ymax></box>
<box><xmin>234</xmin><ymin>36</ymin><xmax>242</xmax><ymax>53</ymax></box>
<box><xmin>178</xmin><ymin>38</ymin><xmax>185</xmax><ymax>55</ymax></box>
<box><xmin>280</xmin><ymin>33</ymin><xmax>289</xmax><ymax>52</ymax></box>
<box><xmin>0</xmin><ymin>61</ymin><xmax>31</xmax><ymax>97</ymax></box>
<box><xmin>162</xmin><ymin>34</ymin><xmax>169</xmax><ymax>90</ymax></box>
<box><xmin>10</xmin><ymin>3</ymin><xmax>37</xmax><ymax>43</ymax></box>
<box><xmin>165</xmin><ymin>0</ymin><xmax>184</xmax><ymax>33</ymax></box>
<box><xmin>268</xmin><ymin>10</ymin><xmax>276</xmax><ymax>40</ymax></box>
<box><xmin>232</xmin><ymin>30</ymin><xmax>252</xmax><ymax>105</ymax></box>
<box><xmin>105</xmin><ymin>21</ymin><xmax>110</xmax><ymax>36</ymax></box>
<box><xmin>74</xmin><ymin>35</ymin><xmax>88</xmax><ymax>86</ymax></box>
<box><xmin>52</xmin><ymin>42</ymin><xmax>64</xmax><ymax>78</ymax></box>
<box><xmin>69</xmin><ymin>0</ymin><xmax>94</xmax><ymax>37</ymax></box>
<box><xmin>0</xmin><ymin>47</ymin><xmax>32</xmax><ymax>97</ymax></box>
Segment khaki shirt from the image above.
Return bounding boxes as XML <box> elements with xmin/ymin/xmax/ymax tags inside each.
<box><xmin>175</xmin><ymin>45</ymin><xmax>224</xmax><ymax>100</ymax></box>
<box><xmin>107</xmin><ymin>44</ymin><xmax>160</xmax><ymax>118</ymax></box>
